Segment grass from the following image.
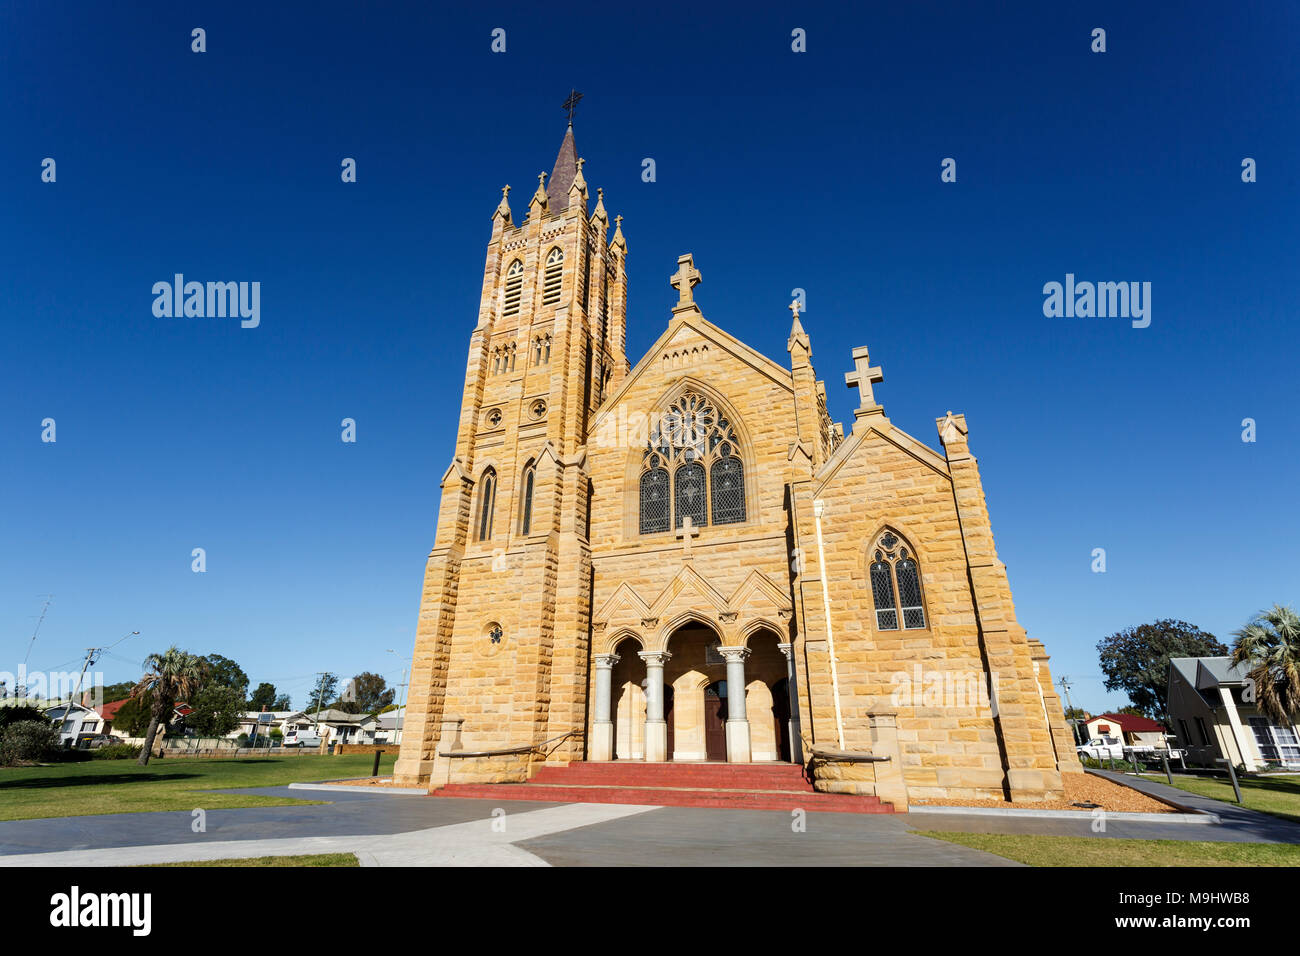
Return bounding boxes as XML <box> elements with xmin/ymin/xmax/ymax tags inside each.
<box><xmin>0</xmin><ymin>753</ymin><xmax>397</xmax><ymax>821</ymax></box>
<box><xmin>146</xmin><ymin>853</ymin><xmax>359</xmax><ymax>867</ymax></box>
<box><xmin>917</xmin><ymin>831</ymin><xmax>1300</xmax><ymax>866</ymax></box>
<box><xmin>1138</xmin><ymin>772</ymin><xmax>1300</xmax><ymax>824</ymax></box>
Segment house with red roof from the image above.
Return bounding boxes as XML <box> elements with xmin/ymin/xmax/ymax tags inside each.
<box><xmin>1079</xmin><ymin>712</ymin><xmax>1167</xmax><ymax>749</ymax></box>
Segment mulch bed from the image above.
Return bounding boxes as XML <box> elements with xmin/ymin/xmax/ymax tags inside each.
<box><xmin>912</xmin><ymin>772</ymin><xmax>1177</xmax><ymax>813</ymax></box>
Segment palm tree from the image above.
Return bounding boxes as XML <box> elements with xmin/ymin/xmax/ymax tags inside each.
<box><xmin>1231</xmin><ymin>605</ymin><xmax>1300</xmax><ymax>726</ymax></box>
<box><xmin>132</xmin><ymin>647</ymin><xmax>207</xmax><ymax>766</ymax></box>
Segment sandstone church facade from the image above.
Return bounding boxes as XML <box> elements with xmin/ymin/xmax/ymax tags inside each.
<box><xmin>393</xmin><ymin>123</ymin><xmax>1079</xmax><ymax>805</ymax></box>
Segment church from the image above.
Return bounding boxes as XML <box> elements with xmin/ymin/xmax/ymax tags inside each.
<box><xmin>393</xmin><ymin>117</ymin><xmax>1080</xmax><ymax>808</ymax></box>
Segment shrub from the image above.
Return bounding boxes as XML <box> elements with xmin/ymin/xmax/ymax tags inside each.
<box><xmin>89</xmin><ymin>743</ymin><xmax>142</xmax><ymax>760</ymax></box>
<box><xmin>0</xmin><ymin>720</ymin><xmax>61</xmax><ymax>765</ymax></box>
<box><xmin>0</xmin><ymin>705</ymin><xmax>48</xmax><ymax>729</ymax></box>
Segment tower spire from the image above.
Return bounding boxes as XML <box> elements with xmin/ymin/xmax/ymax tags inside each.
<box><xmin>547</xmin><ymin>96</ymin><xmax>580</xmax><ymax>212</ymax></box>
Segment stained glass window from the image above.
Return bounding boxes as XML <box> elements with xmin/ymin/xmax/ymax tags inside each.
<box><xmin>896</xmin><ymin>552</ymin><xmax>925</xmax><ymax>629</ymax></box>
<box><xmin>711</xmin><ymin>454</ymin><xmax>745</xmax><ymax>525</ymax></box>
<box><xmin>870</xmin><ymin>532</ymin><xmax>926</xmax><ymax>630</ymax></box>
<box><xmin>637</xmin><ymin>391</ymin><xmax>745</xmax><ymax>535</ymax></box>
<box><xmin>675</xmin><ymin>461</ymin><xmax>706</xmax><ymax>529</ymax></box>
<box><xmin>871</xmin><ymin>555</ymin><xmax>898</xmax><ymax>630</ymax></box>
<box><xmin>640</xmin><ymin>466</ymin><xmax>669</xmax><ymax>534</ymax></box>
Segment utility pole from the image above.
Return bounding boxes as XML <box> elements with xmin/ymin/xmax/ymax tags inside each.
<box><xmin>62</xmin><ymin>647</ymin><xmax>101</xmax><ymax>743</ymax></box>
<box><xmin>1058</xmin><ymin>676</ymin><xmax>1082</xmax><ymax>744</ymax></box>
<box><xmin>386</xmin><ymin>649</ymin><xmax>410</xmax><ymax>746</ymax></box>
<box><xmin>313</xmin><ymin>673</ymin><xmax>328</xmax><ymax>741</ymax></box>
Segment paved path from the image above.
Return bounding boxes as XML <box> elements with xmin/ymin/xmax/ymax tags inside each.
<box><xmin>0</xmin><ymin>787</ymin><xmax>1016</xmax><ymax>867</ymax></box>
<box><xmin>5</xmin><ymin>774</ymin><xmax>1295</xmax><ymax>865</ymax></box>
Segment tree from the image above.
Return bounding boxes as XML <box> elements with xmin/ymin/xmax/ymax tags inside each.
<box><xmin>1097</xmin><ymin>620</ymin><xmax>1226</xmax><ymax>722</ymax></box>
<box><xmin>99</xmin><ymin>681</ymin><xmax>136</xmax><ymax>704</ymax></box>
<box><xmin>112</xmin><ymin>695</ymin><xmax>152</xmax><ymax>737</ymax></box>
<box><xmin>0</xmin><ymin>704</ymin><xmax>48</xmax><ymax>729</ymax></box>
<box><xmin>132</xmin><ymin>647</ymin><xmax>206</xmax><ymax>766</ymax></box>
<box><xmin>183</xmin><ymin>653</ymin><xmax>250</xmax><ymax>737</ymax></box>
<box><xmin>248</xmin><ymin>682</ymin><xmax>278</xmax><ymax>711</ymax></box>
<box><xmin>185</xmin><ymin>683</ymin><xmax>245</xmax><ymax>737</ymax></box>
<box><xmin>202</xmin><ymin>654</ymin><xmax>249</xmax><ymax>696</ymax></box>
<box><xmin>1232</xmin><ymin>604</ymin><xmax>1300</xmax><ymax>725</ymax></box>
<box><xmin>336</xmin><ymin>672</ymin><xmax>394</xmax><ymax>714</ymax></box>
<box><xmin>1062</xmin><ymin>706</ymin><xmax>1089</xmax><ymax>722</ymax></box>
<box><xmin>273</xmin><ymin>694</ymin><xmax>292</xmax><ymax>710</ymax></box>
<box><xmin>305</xmin><ymin>673</ymin><xmax>338</xmax><ymax>714</ymax></box>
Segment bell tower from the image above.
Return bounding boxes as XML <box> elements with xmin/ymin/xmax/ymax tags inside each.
<box><xmin>394</xmin><ymin>106</ymin><xmax>628</xmax><ymax>786</ymax></box>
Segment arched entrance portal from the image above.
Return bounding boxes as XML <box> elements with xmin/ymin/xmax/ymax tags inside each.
<box><xmin>596</xmin><ymin>624</ymin><xmax>794</xmax><ymax>763</ymax></box>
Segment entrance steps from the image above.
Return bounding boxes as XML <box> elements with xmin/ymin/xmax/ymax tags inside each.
<box><xmin>430</xmin><ymin>761</ymin><xmax>894</xmax><ymax>814</ymax></box>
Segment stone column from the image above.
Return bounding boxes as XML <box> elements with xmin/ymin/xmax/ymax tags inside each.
<box><xmin>590</xmin><ymin>653</ymin><xmax>619</xmax><ymax>762</ymax></box>
<box><xmin>639</xmin><ymin>651</ymin><xmax>671</xmax><ymax>762</ymax></box>
<box><xmin>718</xmin><ymin>646</ymin><xmax>752</xmax><ymax>763</ymax></box>
<box><xmin>777</xmin><ymin>642</ymin><xmax>804</xmax><ymax>764</ymax></box>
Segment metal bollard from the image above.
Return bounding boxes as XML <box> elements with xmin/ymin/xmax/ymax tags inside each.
<box><xmin>372</xmin><ymin>750</ymin><xmax>383</xmax><ymax>777</ymax></box>
<box><xmin>1161</xmin><ymin>751</ymin><xmax>1173</xmax><ymax>786</ymax></box>
<box><xmin>1223</xmin><ymin>759</ymin><xmax>1243</xmax><ymax>803</ymax></box>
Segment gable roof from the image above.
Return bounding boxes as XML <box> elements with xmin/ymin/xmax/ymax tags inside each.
<box><xmin>591</xmin><ymin>311</ymin><xmax>794</xmax><ymax>432</ymax></box>
<box><xmin>1088</xmin><ymin>712</ymin><xmax>1165</xmax><ymax>733</ymax></box>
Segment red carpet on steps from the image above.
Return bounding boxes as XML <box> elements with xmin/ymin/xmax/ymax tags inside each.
<box><xmin>430</xmin><ymin>762</ymin><xmax>893</xmax><ymax>813</ymax></box>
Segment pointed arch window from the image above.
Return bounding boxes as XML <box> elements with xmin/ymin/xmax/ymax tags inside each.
<box><xmin>476</xmin><ymin>469</ymin><xmax>497</xmax><ymax>541</ymax></box>
<box><xmin>542</xmin><ymin>247</ymin><xmax>564</xmax><ymax>306</ymax></box>
<box><xmin>869</xmin><ymin>530</ymin><xmax>926</xmax><ymax>630</ymax></box>
<box><xmin>503</xmin><ymin>260</ymin><xmax>523</xmax><ymax>317</ymax></box>
<box><xmin>639</xmin><ymin>459</ymin><xmax>670</xmax><ymax>534</ymax></box>
<box><xmin>675</xmin><ymin>460</ymin><xmax>706</xmax><ymax>529</ymax></box>
<box><xmin>520</xmin><ymin>461</ymin><xmax>536</xmax><ymax>536</ymax></box>
<box><xmin>710</xmin><ymin>446</ymin><xmax>745</xmax><ymax>525</ymax></box>
<box><xmin>637</xmin><ymin>391</ymin><xmax>746</xmax><ymax>535</ymax></box>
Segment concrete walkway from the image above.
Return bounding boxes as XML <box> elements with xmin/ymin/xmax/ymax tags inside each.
<box><xmin>0</xmin><ymin>786</ymin><xmax>1017</xmax><ymax>867</ymax></box>
<box><xmin>5</xmin><ymin>773</ymin><xmax>1295</xmax><ymax>866</ymax></box>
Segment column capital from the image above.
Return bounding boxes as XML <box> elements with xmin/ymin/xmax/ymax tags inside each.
<box><xmin>638</xmin><ymin>650</ymin><xmax>672</xmax><ymax>666</ymax></box>
<box><xmin>593</xmin><ymin>653</ymin><xmax>620</xmax><ymax>668</ymax></box>
<box><xmin>717</xmin><ymin>646</ymin><xmax>751</xmax><ymax>664</ymax></box>
<box><xmin>776</xmin><ymin>642</ymin><xmax>793</xmax><ymax>660</ymax></box>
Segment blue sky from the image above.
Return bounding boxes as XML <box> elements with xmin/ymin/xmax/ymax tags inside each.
<box><xmin>2</xmin><ymin>2</ymin><xmax>1297</xmax><ymax>712</ymax></box>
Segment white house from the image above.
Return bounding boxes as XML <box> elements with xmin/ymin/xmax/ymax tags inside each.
<box><xmin>358</xmin><ymin>707</ymin><xmax>405</xmax><ymax>745</ymax></box>
<box><xmin>1168</xmin><ymin>656</ymin><xmax>1300</xmax><ymax>771</ymax></box>
<box><xmin>44</xmin><ymin>702</ymin><xmax>104</xmax><ymax>746</ymax></box>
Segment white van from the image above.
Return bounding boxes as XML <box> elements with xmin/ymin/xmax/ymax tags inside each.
<box><xmin>283</xmin><ymin>727</ymin><xmax>322</xmax><ymax>748</ymax></box>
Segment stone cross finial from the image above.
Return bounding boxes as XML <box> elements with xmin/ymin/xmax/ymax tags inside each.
<box><xmin>669</xmin><ymin>254</ymin><xmax>702</xmax><ymax>310</ymax></box>
<box><xmin>501</xmin><ymin>185</ymin><xmax>511</xmax><ymax>198</ymax></box>
<box><xmin>676</xmin><ymin>515</ymin><xmax>700</xmax><ymax>558</ymax></box>
<box><xmin>789</xmin><ymin>299</ymin><xmax>801</xmax><ymax>321</ymax></box>
<box><xmin>845</xmin><ymin>345</ymin><xmax>884</xmax><ymax>414</ymax></box>
<box><xmin>577</xmin><ymin>158</ymin><xmax>586</xmax><ymax>174</ymax></box>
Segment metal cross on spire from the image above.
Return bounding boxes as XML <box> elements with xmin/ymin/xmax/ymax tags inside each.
<box><xmin>562</xmin><ymin>89</ymin><xmax>583</xmax><ymax>125</ymax></box>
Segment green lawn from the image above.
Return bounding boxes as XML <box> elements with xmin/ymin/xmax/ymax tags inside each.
<box><xmin>1138</xmin><ymin>772</ymin><xmax>1300</xmax><ymax>824</ymax></box>
<box><xmin>146</xmin><ymin>853</ymin><xmax>359</xmax><ymax>867</ymax></box>
<box><xmin>0</xmin><ymin>753</ymin><xmax>397</xmax><ymax>821</ymax></box>
<box><xmin>918</xmin><ymin>831</ymin><xmax>1300</xmax><ymax>866</ymax></box>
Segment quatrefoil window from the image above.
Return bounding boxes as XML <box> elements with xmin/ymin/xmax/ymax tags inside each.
<box><xmin>489</xmin><ymin>625</ymin><xmax>503</xmax><ymax>644</ymax></box>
